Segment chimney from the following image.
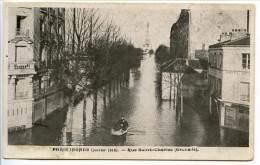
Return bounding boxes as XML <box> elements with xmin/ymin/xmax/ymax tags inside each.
<box><xmin>247</xmin><ymin>10</ymin><xmax>250</xmax><ymax>33</ymax></box>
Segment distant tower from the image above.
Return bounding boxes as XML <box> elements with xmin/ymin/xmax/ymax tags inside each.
<box><xmin>143</xmin><ymin>22</ymin><xmax>151</xmax><ymax>54</ymax></box>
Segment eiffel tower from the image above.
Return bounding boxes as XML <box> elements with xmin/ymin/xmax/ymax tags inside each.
<box><xmin>143</xmin><ymin>22</ymin><xmax>151</xmax><ymax>54</ymax></box>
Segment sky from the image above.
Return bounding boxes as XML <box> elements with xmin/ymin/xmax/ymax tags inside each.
<box><xmin>65</xmin><ymin>4</ymin><xmax>249</xmax><ymax>52</ymax></box>
<box><xmin>99</xmin><ymin>7</ymin><xmax>248</xmax><ymax>51</ymax></box>
<box><xmin>99</xmin><ymin>8</ymin><xmax>181</xmax><ymax>51</ymax></box>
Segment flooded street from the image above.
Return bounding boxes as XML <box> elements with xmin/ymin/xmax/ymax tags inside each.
<box><xmin>9</xmin><ymin>55</ymin><xmax>248</xmax><ymax>146</ymax></box>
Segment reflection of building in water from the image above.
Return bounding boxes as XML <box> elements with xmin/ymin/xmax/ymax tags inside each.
<box><xmin>208</xmin><ymin>33</ymin><xmax>250</xmax><ymax>132</ymax></box>
<box><xmin>142</xmin><ymin>23</ymin><xmax>151</xmax><ymax>54</ymax></box>
<box><xmin>8</xmin><ymin>8</ymin><xmax>65</xmax><ymax>131</ymax></box>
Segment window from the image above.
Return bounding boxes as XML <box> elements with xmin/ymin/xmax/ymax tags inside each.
<box><xmin>16</xmin><ymin>15</ymin><xmax>28</xmax><ymax>36</ymax></box>
<box><xmin>14</xmin><ymin>79</ymin><xmax>28</xmax><ymax>100</ymax></box>
<box><xmin>40</xmin><ymin>19</ymin><xmax>45</xmax><ymax>33</ymax></box>
<box><xmin>39</xmin><ymin>77</ymin><xmax>42</xmax><ymax>90</ymax></box>
<box><xmin>15</xmin><ymin>46</ymin><xmax>28</xmax><ymax>62</ymax></box>
<box><xmin>242</xmin><ymin>53</ymin><xmax>250</xmax><ymax>69</ymax></box>
<box><xmin>240</xmin><ymin>82</ymin><xmax>249</xmax><ymax>101</ymax></box>
<box><xmin>58</xmin><ymin>24</ymin><xmax>62</xmax><ymax>35</ymax></box>
<box><xmin>39</xmin><ymin>45</ymin><xmax>46</xmax><ymax>67</ymax></box>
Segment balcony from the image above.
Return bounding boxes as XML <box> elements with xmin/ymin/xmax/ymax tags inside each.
<box><xmin>16</xmin><ymin>29</ymin><xmax>29</xmax><ymax>37</ymax></box>
<box><xmin>8</xmin><ymin>62</ymin><xmax>36</xmax><ymax>75</ymax></box>
<box><xmin>240</xmin><ymin>95</ymin><xmax>249</xmax><ymax>102</ymax></box>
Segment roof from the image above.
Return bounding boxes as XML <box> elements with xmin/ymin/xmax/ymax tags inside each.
<box><xmin>162</xmin><ymin>63</ymin><xmax>197</xmax><ymax>74</ymax></box>
<box><xmin>209</xmin><ymin>35</ymin><xmax>250</xmax><ymax>48</ymax></box>
<box><xmin>182</xmin><ymin>73</ymin><xmax>198</xmax><ymax>85</ymax></box>
<box><xmin>188</xmin><ymin>60</ymin><xmax>203</xmax><ymax>70</ymax></box>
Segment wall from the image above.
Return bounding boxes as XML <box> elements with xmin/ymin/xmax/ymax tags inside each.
<box><xmin>33</xmin><ymin>91</ymin><xmax>63</xmax><ymax>123</ymax></box>
<box><xmin>8</xmin><ymin>100</ymin><xmax>33</xmax><ymax>130</ymax></box>
<box><xmin>221</xmin><ymin>47</ymin><xmax>250</xmax><ymax>104</ymax></box>
<box><xmin>222</xmin><ymin>47</ymin><xmax>250</xmax><ymax>71</ymax></box>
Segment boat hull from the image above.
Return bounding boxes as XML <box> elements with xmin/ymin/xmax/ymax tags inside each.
<box><xmin>111</xmin><ymin>128</ymin><xmax>128</xmax><ymax>136</ymax></box>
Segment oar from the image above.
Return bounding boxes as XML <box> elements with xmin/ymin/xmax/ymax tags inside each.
<box><xmin>127</xmin><ymin>128</ymin><xmax>146</xmax><ymax>134</ymax></box>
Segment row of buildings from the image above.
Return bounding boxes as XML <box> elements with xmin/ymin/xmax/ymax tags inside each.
<box><xmin>8</xmin><ymin>7</ymin><xmax>66</xmax><ymax>131</ymax></box>
<box><xmin>168</xmin><ymin>9</ymin><xmax>250</xmax><ymax>132</ymax></box>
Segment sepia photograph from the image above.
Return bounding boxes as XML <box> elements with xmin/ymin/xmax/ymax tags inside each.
<box><xmin>2</xmin><ymin>2</ymin><xmax>254</xmax><ymax>160</ymax></box>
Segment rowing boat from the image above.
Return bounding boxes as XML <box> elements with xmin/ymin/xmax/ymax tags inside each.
<box><xmin>111</xmin><ymin>127</ymin><xmax>129</xmax><ymax>136</ymax></box>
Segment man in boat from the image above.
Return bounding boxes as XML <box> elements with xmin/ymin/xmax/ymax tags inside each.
<box><xmin>118</xmin><ymin>117</ymin><xmax>129</xmax><ymax>131</ymax></box>
<box><xmin>112</xmin><ymin>122</ymin><xmax>121</xmax><ymax>132</ymax></box>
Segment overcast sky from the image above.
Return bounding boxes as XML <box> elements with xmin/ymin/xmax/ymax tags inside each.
<box><xmin>98</xmin><ymin>7</ymin><xmax>247</xmax><ymax>51</ymax></box>
<box><xmin>100</xmin><ymin>8</ymin><xmax>180</xmax><ymax>50</ymax></box>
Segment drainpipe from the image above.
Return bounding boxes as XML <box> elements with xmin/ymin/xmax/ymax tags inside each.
<box><xmin>247</xmin><ymin>10</ymin><xmax>250</xmax><ymax>34</ymax></box>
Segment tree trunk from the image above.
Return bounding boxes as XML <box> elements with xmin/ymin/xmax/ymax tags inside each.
<box><xmin>169</xmin><ymin>72</ymin><xmax>172</xmax><ymax>101</ymax></box>
<box><xmin>120</xmin><ymin>74</ymin><xmax>122</xmax><ymax>87</ymax></box>
<box><xmin>72</xmin><ymin>8</ymin><xmax>75</xmax><ymax>54</ymax></box>
<box><xmin>126</xmin><ymin>69</ymin><xmax>130</xmax><ymax>87</ymax></box>
<box><xmin>173</xmin><ymin>73</ymin><xmax>176</xmax><ymax>110</ymax></box>
<box><xmin>82</xmin><ymin>97</ymin><xmax>87</xmax><ymax>137</ymax></box>
<box><xmin>103</xmin><ymin>85</ymin><xmax>106</xmax><ymax>106</ymax></box>
<box><xmin>66</xmin><ymin>101</ymin><xmax>73</xmax><ymax>145</ymax></box>
<box><xmin>116</xmin><ymin>79</ymin><xmax>119</xmax><ymax>93</ymax></box>
<box><xmin>108</xmin><ymin>82</ymin><xmax>112</xmax><ymax>100</ymax></box>
<box><xmin>93</xmin><ymin>89</ymin><xmax>98</xmax><ymax>115</ymax></box>
<box><xmin>113</xmin><ymin>80</ymin><xmax>116</xmax><ymax>93</ymax></box>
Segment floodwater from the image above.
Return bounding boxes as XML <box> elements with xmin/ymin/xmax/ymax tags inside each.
<box><xmin>9</xmin><ymin>55</ymin><xmax>249</xmax><ymax>146</ymax></box>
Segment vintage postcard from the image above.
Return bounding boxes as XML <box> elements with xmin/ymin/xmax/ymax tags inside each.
<box><xmin>2</xmin><ymin>2</ymin><xmax>255</xmax><ymax>160</ymax></box>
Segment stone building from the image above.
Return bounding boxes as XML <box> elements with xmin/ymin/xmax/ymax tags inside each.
<box><xmin>170</xmin><ymin>9</ymin><xmax>247</xmax><ymax>60</ymax></box>
<box><xmin>208</xmin><ymin>33</ymin><xmax>250</xmax><ymax>132</ymax></box>
<box><xmin>195</xmin><ymin>44</ymin><xmax>209</xmax><ymax>60</ymax></box>
<box><xmin>8</xmin><ymin>7</ymin><xmax>65</xmax><ymax>131</ymax></box>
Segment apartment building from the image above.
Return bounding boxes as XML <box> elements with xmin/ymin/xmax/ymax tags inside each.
<box><xmin>8</xmin><ymin>7</ymin><xmax>65</xmax><ymax>131</ymax></box>
<box><xmin>208</xmin><ymin>32</ymin><xmax>250</xmax><ymax>132</ymax></box>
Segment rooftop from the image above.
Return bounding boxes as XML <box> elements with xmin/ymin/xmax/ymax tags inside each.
<box><xmin>209</xmin><ymin>35</ymin><xmax>250</xmax><ymax>49</ymax></box>
<box><xmin>161</xmin><ymin>61</ymin><xmax>197</xmax><ymax>74</ymax></box>
<box><xmin>188</xmin><ymin>60</ymin><xmax>203</xmax><ymax>70</ymax></box>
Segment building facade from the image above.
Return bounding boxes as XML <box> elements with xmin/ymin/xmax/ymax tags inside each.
<box><xmin>8</xmin><ymin>7</ymin><xmax>65</xmax><ymax>131</ymax></box>
<box><xmin>208</xmin><ymin>34</ymin><xmax>250</xmax><ymax>132</ymax></box>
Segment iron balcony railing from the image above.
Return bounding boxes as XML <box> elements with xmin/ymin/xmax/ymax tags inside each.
<box><xmin>16</xmin><ymin>29</ymin><xmax>29</xmax><ymax>37</ymax></box>
<box><xmin>9</xmin><ymin>62</ymin><xmax>35</xmax><ymax>70</ymax></box>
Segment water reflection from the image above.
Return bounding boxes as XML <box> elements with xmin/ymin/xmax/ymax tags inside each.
<box><xmin>8</xmin><ymin>55</ymin><xmax>248</xmax><ymax>146</ymax></box>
